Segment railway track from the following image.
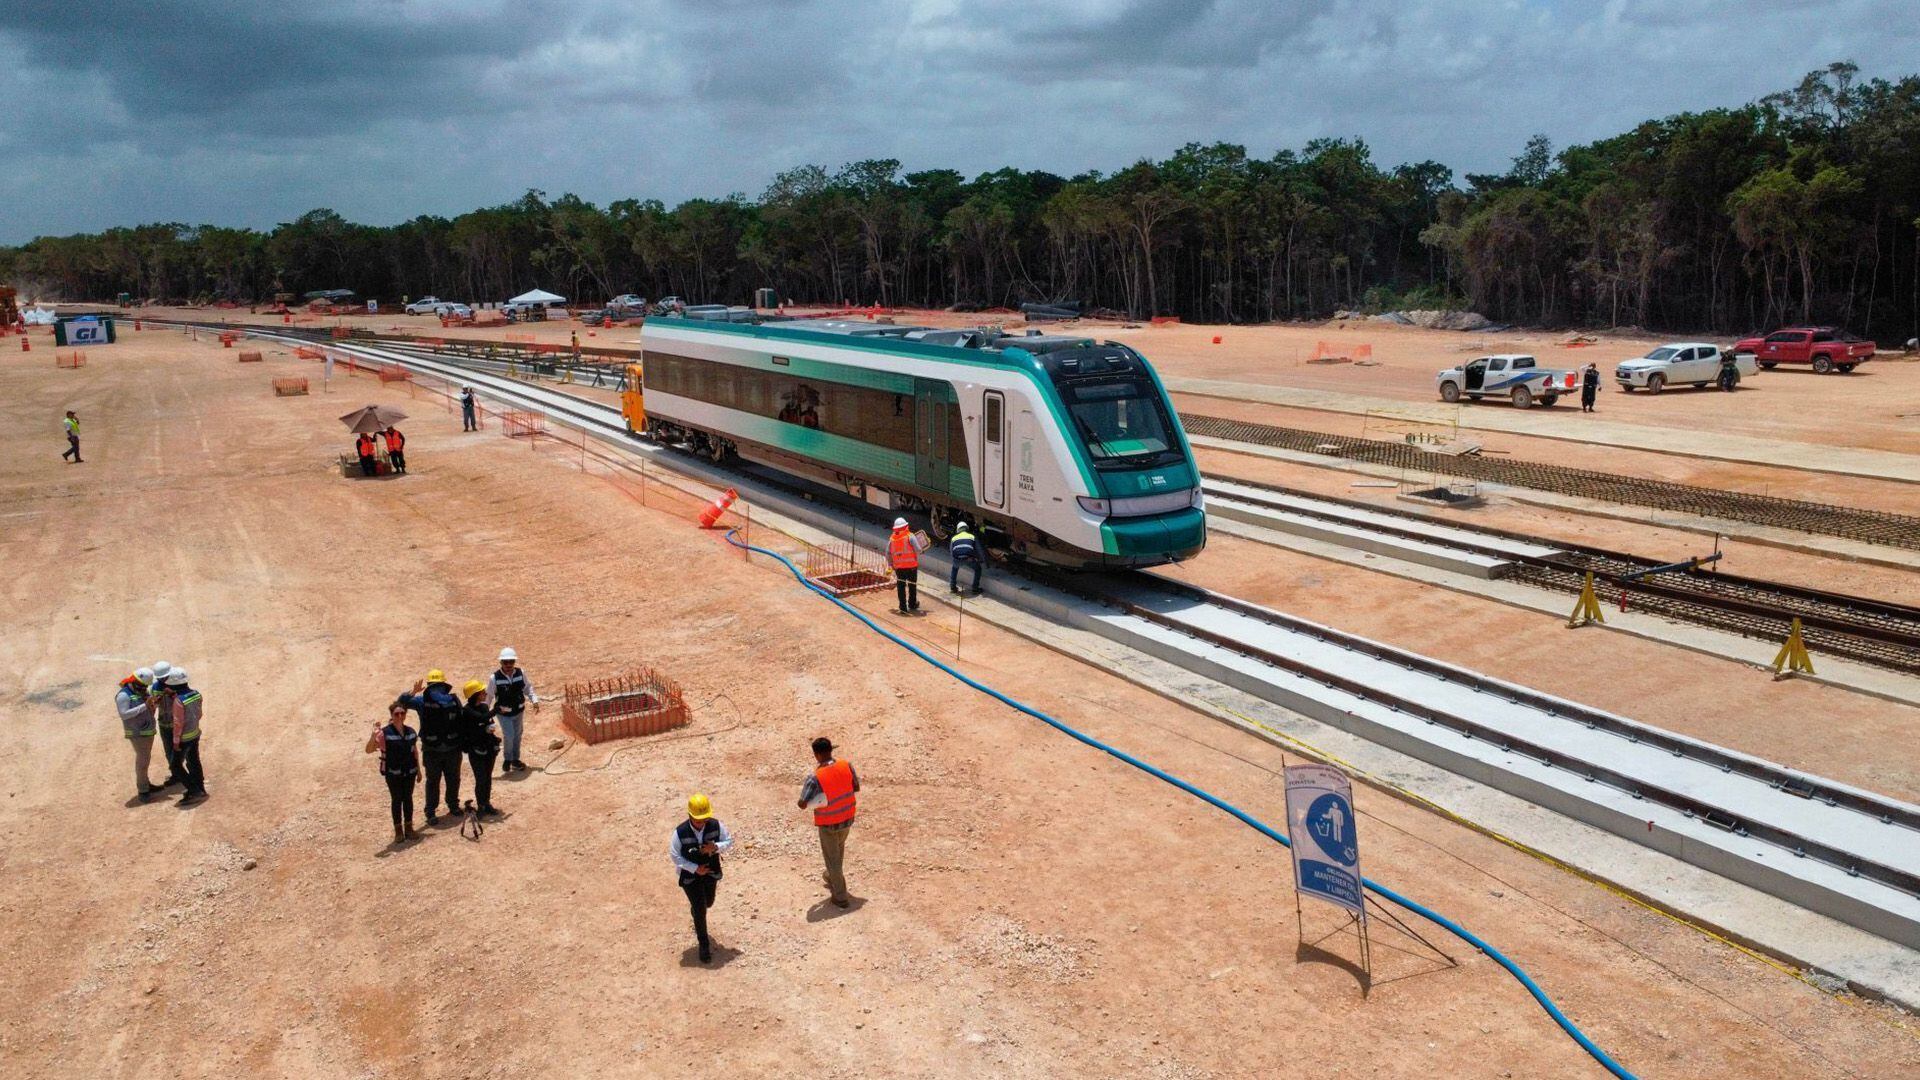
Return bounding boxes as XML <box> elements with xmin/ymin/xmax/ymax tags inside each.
<box><xmin>1182</xmin><ymin>413</ymin><xmax>1920</xmax><ymax>551</ymax></box>
<box><xmin>181</xmin><ymin>320</ymin><xmax>1920</xmax><ymax>949</ymax></box>
<box><xmin>1204</xmin><ymin>475</ymin><xmax>1920</xmax><ymax>676</ymax></box>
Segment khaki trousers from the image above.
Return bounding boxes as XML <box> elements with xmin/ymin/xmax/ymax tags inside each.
<box><xmin>818</xmin><ymin>823</ymin><xmax>851</xmax><ymax>902</ymax></box>
<box><xmin>129</xmin><ymin>733</ymin><xmax>156</xmax><ymax>794</ymax></box>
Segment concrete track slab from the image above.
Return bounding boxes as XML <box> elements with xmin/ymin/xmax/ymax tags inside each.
<box><xmin>1191</xmin><ymin>434</ymin><xmax>1920</xmax><ymax>573</ymax></box>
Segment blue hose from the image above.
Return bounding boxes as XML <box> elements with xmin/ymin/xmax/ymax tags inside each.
<box><xmin>726</xmin><ymin>531</ymin><xmax>1636</xmax><ymax>1079</ymax></box>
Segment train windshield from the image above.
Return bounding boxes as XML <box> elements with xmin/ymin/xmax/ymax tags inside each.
<box><xmin>1065</xmin><ymin>380</ymin><xmax>1176</xmax><ymax>466</ymax></box>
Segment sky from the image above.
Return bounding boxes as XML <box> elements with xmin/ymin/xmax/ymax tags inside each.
<box><xmin>0</xmin><ymin>0</ymin><xmax>1914</xmax><ymax>244</ymax></box>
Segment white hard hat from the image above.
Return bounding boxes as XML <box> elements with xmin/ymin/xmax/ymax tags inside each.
<box><xmin>165</xmin><ymin>668</ymin><xmax>188</xmax><ymax>686</ymax></box>
<box><xmin>498</xmin><ymin>647</ymin><xmax>518</xmax><ymax>662</ymax></box>
<box><xmin>956</xmin><ymin>521</ymin><xmax>969</xmax><ymax>530</ymax></box>
<box><xmin>152</xmin><ymin>661</ymin><xmax>172</xmax><ymax>679</ymax></box>
<box><xmin>135</xmin><ymin>667</ymin><xmax>155</xmax><ymax>685</ymax></box>
<box><xmin>893</xmin><ymin>517</ymin><xmax>908</xmax><ymax>529</ymax></box>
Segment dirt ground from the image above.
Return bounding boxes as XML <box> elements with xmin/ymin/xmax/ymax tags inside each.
<box><xmin>6</xmin><ymin>330</ymin><xmax>1918</xmax><ymax>1078</ymax></box>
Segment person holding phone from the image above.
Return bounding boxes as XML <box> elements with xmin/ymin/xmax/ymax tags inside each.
<box><xmin>670</xmin><ymin>793</ymin><xmax>733</xmax><ymax>963</ymax></box>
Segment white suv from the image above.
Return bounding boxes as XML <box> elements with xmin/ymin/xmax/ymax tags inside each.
<box><xmin>1614</xmin><ymin>342</ymin><xmax>1755</xmax><ymax>393</ymax></box>
<box><xmin>403</xmin><ymin>297</ymin><xmax>445</xmax><ymax>315</ymax></box>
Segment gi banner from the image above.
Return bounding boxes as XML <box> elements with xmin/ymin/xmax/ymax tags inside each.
<box><xmin>1284</xmin><ymin>763</ymin><xmax>1364</xmax><ymax>918</ymax></box>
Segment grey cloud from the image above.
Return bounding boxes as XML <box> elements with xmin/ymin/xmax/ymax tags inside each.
<box><xmin>2</xmin><ymin>0</ymin><xmax>1917</xmax><ymax>242</ymax></box>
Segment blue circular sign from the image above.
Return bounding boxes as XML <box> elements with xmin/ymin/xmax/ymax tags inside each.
<box><xmin>1305</xmin><ymin>792</ymin><xmax>1357</xmax><ymax>867</ymax></box>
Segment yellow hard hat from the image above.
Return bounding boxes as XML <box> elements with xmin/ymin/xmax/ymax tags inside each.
<box><xmin>463</xmin><ymin>679</ymin><xmax>485</xmax><ymax>697</ymax></box>
<box><xmin>426</xmin><ymin>669</ymin><xmax>445</xmax><ymax>683</ymax></box>
<box><xmin>687</xmin><ymin>792</ymin><xmax>714</xmax><ymax>820</ymax></box>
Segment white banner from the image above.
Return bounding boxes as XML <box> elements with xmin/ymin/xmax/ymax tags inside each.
<box><xmin>1284</xmin><ymin>763</ymin><xmax>1364</xmax><ymax>918</ymax></box>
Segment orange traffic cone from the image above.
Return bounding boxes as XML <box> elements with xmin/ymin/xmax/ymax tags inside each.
<box><xmin>697</xmin><ymin>488</ymin><xmax>739</xmax><ymax>528</ymax></box>
<box><xmin>20</xmin><ymin>336</ymin><xmax>29</xmax><ymax>352</ymax></box>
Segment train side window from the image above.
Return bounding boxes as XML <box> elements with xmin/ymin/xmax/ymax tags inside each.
<box><xmin>985</xmin><ymin>395</ymin><xmax>1002</xmax><ymax>443</ymax></box>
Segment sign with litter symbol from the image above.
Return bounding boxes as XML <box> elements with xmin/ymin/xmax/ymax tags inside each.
<box><xmin>1285</xmin><ymin>763</ymin><xmax>1364</xmax><ymax>918</ymax></box>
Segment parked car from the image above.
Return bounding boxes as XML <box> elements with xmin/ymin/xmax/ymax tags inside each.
<box><xmin>403</xmin><ymin>296</ymin><xmax>445</xmax><ymax>315</ymax></box>
<box><xmin>1614</xmin><ymin>342</ymin><xmax>1757</xmax><ymax>393</ymax></box>
<box><xmin>1729</xmin><ymin>326</ymin><xmax>1874</xmax><ymax>373</ymax></box>
<box><xmin>1436</xmin><ymin>354</ymin><xmax>1581</xmax><ymax>408</ymax></box>
<box><xmin>440</xmin><ymin>304</ymin><xmax>473</xmax><ymax>321</ymax></box>
<box><xmin>608</xmin><ymin>293</ymin><xmax>646</xmax><ymax>310</ymax></box>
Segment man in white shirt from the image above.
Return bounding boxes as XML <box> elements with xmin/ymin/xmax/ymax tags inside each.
<box><xmin>671</xmin><ymin>792</ymin><xmax>733</xmax><ymax>963</ymax></box>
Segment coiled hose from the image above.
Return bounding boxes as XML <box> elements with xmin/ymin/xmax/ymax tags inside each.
<box><xmin>726</xmin><ymin>530</ymin><xmax>1636</xmax><ymax>1079</ymax></box>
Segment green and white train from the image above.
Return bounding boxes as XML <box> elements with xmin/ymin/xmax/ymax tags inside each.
<box><xmin>621</xmin><ymin>317</ymin><xmax>1206</xmax><ymax>568</ymax></box>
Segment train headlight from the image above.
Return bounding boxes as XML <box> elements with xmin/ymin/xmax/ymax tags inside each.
<box><xmin>1076</xmin><ymin>496</ymin><xmax>1111</xmax><ymax>517</ymax></box>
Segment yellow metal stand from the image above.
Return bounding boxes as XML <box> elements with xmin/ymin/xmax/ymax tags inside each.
<box><xmin>1771</xmin><ymin>617</ymin><xmax>1815</xmax><ymax>678</ymax></box>
<box><xmin>1567</xmin><ymin>572</ymin><xmax>1605</xmax><ymax>628</ymax></box>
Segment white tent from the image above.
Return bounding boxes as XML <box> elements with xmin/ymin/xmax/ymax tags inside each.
<box><xmin>508</xmin><ymin>289</ymin><xmax>566</xmax><ymax>306</ymax></box>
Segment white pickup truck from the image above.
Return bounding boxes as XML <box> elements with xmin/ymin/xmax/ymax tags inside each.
<box><xmin>1613</xmin><ymin>342</ymin><xmax>1756</xmax><ymax>393</ymax></box>
<box><xmin>1436</xmin><ymin>354</ymin><xmax>1581</xmax><ymax>408</ymax></box>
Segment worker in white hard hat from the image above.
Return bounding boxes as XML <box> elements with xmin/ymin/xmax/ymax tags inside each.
<box><xmin>114</xmin><ymin>667</ymin><xmax>161</xmax><ymax>802</ymax></box>
<box><xmin>149</xmin><ymin>661</ymin><xmax>188</xmax><ymax>791</ymax></box>
<box><xmin>488</xmin><ymin>647</ymin><xmax>540</xmax><ymax>774</ymax></box>
<box><xmin>886</xmin><ymin>517</ymin><xmax>924</xmax><ymax>616</ymax></box>
<box><xmin>166</xmin><ymin>668</ymin><xmax>207</xmax><ymax>803</ymax></box>
<box><xmin>948</xmin><ymin>520</ymin><xmax>984</xmax><ymax>596</ymax></box>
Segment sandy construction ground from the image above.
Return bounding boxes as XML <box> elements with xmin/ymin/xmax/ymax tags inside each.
<box><xmin>4</xmin><ymin>326</ymin><xmax>1915</xmax><ymax>1077</ymax></box>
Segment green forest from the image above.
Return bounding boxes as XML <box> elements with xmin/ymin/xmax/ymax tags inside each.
<box><xmin>7</xmin><ymin>63</ymin><xmax>1920</xmax><ymax>340</ymax></box>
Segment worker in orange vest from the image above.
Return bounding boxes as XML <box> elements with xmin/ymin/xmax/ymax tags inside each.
<box><xmin>383</xmin><ymin>425</ymin><xmax>407</xmax><ymax>473</ymax></box>
<box><xmin>355</xmin><ymin>432</ymin><xmax>379</xmax><ymax>477</ymax></box>
<box><xmin>887</xmin><ymin>517</ymin><xmax>923</xmax><ymax>616</ymax></box>
<box><xmin>797</xmin><ymin>737</ymin><xmax>859</xmax><ymax>908</ymax></box>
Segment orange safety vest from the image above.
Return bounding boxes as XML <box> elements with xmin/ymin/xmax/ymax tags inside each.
<box><xmin>357</xmin><ymin>434</ymin><xmax>376</xmax><ymax>457</ymax></box>
<box><xmin>887</xmin><ymin>529</ymin><xmax>918</xmax><ymax>570</ymax></box>
<box><xmin>813</xmin><ymin>759</ymin><xmax>857</xmax><ymax>827</ymax></box>
<box><xmin>384</xmin><ymin>430</ymin><xmax>404</xmax><ymax>453</ymax></box>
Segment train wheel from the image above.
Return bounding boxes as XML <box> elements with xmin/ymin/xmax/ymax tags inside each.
<box><xmin>927</xmin><ymin>510</ymin><xmax>957</xmax><ymax>543</ymax></box>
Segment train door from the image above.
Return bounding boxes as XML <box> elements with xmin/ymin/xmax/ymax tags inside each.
<box><xmin>980</xmin><ymin>390</ymin><xmax>1006</xmax><ymax>509</ymax></box>
<box><xmin>621</xmin><ymin>362</ymin><xmax>645</xmax><ymax>433</ymax></box>
<box><xmin>914</xmin><ymin>378</ymin><xmax>950</xmax><ymax>493</ymax></box>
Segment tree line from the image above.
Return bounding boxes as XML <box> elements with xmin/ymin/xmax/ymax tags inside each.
<box><xmin>6</xmin><ymin>63</ymin><xmax>1920</xmax><ymax>341</ymax></box>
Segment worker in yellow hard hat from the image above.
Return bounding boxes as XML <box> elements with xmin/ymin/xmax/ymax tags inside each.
<box><xmin>398</xmin><ymin>669</ymin><xmax>465</xmax><ymax>825</ymax></box>
<box><xmin>459</xmin><ymin>678</ymin><xmax>502</xmax><ymax>818</ymax></box>
<box><xmin>671</xmin><ymin>792</ymin><xmax>733</xmax><ymax>963</ymax></box>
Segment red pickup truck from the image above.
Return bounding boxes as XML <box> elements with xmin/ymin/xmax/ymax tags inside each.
<box><xmin>1729</xmin><ymin>326</ymin><xmax>1875</xmax><ymax>373</ymax></box>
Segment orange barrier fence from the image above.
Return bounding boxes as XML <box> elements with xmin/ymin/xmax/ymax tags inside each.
<box><xmin>1309</xmin><ymin>341</ymin><xmax>1373</xmax><ymax>363</ymax></box>
<box><xmin>294</xmin><ymin>346</ymin><xmax>325</xmax><ymax>360</ymax></box>
<box><xmin>273</xmin><ymin>377</ymin><xmax>309</xmax><ymax>396</ymax></box>
<box><xmin>377</xmin><ymin>367</ymin><xmax>412</xmax><ymax>384</ymax></box>
<box><xmin>237</xmin><ymin>350</ymin><xmax>263</xmax><ymax>363</ymax></box>
<box><xmin>56</xmin><ymin>350</ymin><xmax>85</xmax><ymax>368</ymax></box>
<box><xmin>500</xmin><ymin>410</ymin><xmax>546</xmax><ymax>439</ymax></box>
